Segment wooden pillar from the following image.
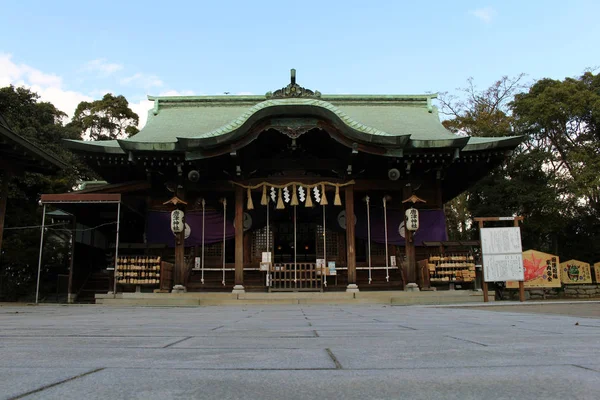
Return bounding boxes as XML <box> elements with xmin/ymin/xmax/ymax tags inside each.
<box><xmin>345</xmin><ymin>186</ymin><xmax>357</xmax><ymax>288</ymax></box>
<box><xmin>435</xmin><ymin>177</ymin><xmax>443</xmax><ymax>208</ymax></box>
<box><xmin>403</xmin><ymin>186</ymin><xmax>417</xmax><ymax>285</ymax></box>
<box><xmin>174</xmin><ymin>189</ymin><xmax>186</xmax><ymax>288</ymax></box>
<box><xmin>67</xmin><ymin>218</ymin><xmax>76</xmax><ymax>303</ymax></box>
<box><xmin>0</xmin><ymin>172</ymin><xmax>9</xmax><ymax>256</ymax></box>
<box><xmin>234</xmin><ymin>185</ymin><xmax>244</xmax><ymax>288</ymax></box>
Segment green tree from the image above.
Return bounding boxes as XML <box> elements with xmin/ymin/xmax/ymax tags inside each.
<box><xmin>439</xmin><ymin>72</ymin><xmax>600</xmax><ymax>262</ymax></box>
<box><xmin>0</xmin><ymin>86</ymin><xmax>94</xmax><ymax>300</ymax></box>
<box><xmin>70</xmin><ymin>93</ymin><xmax>139</xmax><ymax>140</ymax></box>
<box><xmin>511</xmin><ymin>71</ymin><xmax>600</xmax><ymax>260</ymax></box>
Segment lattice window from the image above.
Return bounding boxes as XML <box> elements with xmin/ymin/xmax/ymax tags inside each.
<box><xmin>315</xmin><ymin>225</ymin><xmax>339</xmax><ymax>258</ymax></box>
<box><xmin>205</xmin><ymin>242</ymin><xmax>223</xmax><ymax>257</ymax></box>
<box><xmin>371</xmin><ymin>242</ymin><xmax>387</xmax><ymax>256</ymax></box>
<box><xmin>252</xmin><ymin>226</ymin><xmax>274</xmax><ymax>257</ymax></box>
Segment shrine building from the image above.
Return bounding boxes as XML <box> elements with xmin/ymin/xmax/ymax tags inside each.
<box><xmin>41</xmin><ymin>70</ymin><xmax>523</xmax><ymax>301</ymax></box>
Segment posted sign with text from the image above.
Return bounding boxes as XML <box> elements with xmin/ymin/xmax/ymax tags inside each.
<box><xmin>481</xmin><ymin>227</ymin><xmax>524</xmax><ymax>282</ymax></box>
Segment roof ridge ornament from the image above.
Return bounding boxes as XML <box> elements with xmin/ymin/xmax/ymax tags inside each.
<box><xmin>266</xmin><ymin>69</ymin><xmax>321</xmax><ymax>99</ymax></box>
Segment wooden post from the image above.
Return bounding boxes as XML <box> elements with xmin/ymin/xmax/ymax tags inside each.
<box><xmin>234</xmin><ymin>185</ymin><xmax>244</xmax><ymax>289</ymax></box>
<box><xmin>0</xmin><ymin>172</ymin><xmax>10</xmax><ymax>255</ymax></box>
<box><xmin>67</xmin><ymin>218</ymin><xmax>76</xmax><ymax>303</ymax></box>
<box><xmin>403</xmin><ymin>186</ymin><xmax>417</xmax><ymax>285</ymax></box>
<box><xmin>478</xmin><ymin>220</ymin><xmax>489</xmax><ymax>303</ymax></box>
<box><xmin>435</xmin><ymin>176</ymin><xmax>443</xmax><ymax>208</ymax></box>
<box><xmin>174</xmin><ymin>189</ymin><xmax>186</xmax><ymax>288</ymax></box>
<box><xmin>515</xmin><ymin>218</ymin><xmax>525</xmax><ymax>302</ymax></box>
<box><xmin>345</xmin><ymin>186</ymin><xmax>357</xmax><ymax>290</ymax></box>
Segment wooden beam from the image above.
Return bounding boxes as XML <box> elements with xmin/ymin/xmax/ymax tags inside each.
<box><xmin>234</xmin><ymin>185</ymin><xmax>244</xmax><ymax>286</ymax></box>
<box><xmin>474</xmin><ymin>216</ymin><xmax>524</xmax><ymax>222</ymax></box>
<box><xmin>41</xmin><ymin>193</ymin><xmax>121</xmax><ymax>203</ymax></box>
<box><xmin>345</xmin><ymin>186</ymin><xmax>357</xmax><ymax>285</ymax></box>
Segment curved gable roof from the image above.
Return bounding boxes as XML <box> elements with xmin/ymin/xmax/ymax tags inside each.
<box><xmin>64</xmin><ymin>93</ymin><xmax>523</xmax><ymax>156</ymax></box>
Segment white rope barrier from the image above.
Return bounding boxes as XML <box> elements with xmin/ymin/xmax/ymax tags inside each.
<box><xmin>383</xmin><ymin>196</ymin><xmax>390</xmax><ymax>282</ymax></box>
<box><xmin>294</xmin><ymin>205</ymin><xmax>297</xmax><ymax>285</ymax></box>
<box><xmin>222</xmin><ymin>198</ymin><xmax>226</xmax><ymax>286</ymax></box>
<box><xmin>366</xmin><ymin>196</ymin><xmax>372</xmax><ymax>284</ymax></box>
<box><xmin>323</xmin><ymin>204</ymin><xmax>327</xmax><ymax>288</ymax></box>
<box><xmin>201</xmin><ymin>198</ymin><xmax>205</xmax><ymax>284</ymax></box>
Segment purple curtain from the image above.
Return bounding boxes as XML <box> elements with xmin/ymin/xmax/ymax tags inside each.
<box><xmin>353</xmin><ymin>208</ymin><xmax>447</xmax><ymax>246</ymax></box>
<box><xmin>146</xmin><ymin>211</ymin><xmax>234</xmax><ymax>247</ymax></box>
<box><xmin>146</xmin><ymin>207</ymin><xmax>447</xmax><ymax>248</ymax></box>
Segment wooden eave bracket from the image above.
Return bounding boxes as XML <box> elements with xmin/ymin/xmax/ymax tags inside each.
<box><xmin>163</xmin><ymin>196</ymin><xmax>188</xmax><ymax>206</ymax></box>
<box><xmin>402</xmin><ymin>194</ymin><xmax>427</xmax><ymax>204</ymax></box>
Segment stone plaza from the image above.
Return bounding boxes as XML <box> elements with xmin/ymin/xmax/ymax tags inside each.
<box><xmin>1</xmin><ymin>302</ymin><xmax>599</xmax><ymax>399</ymax></box>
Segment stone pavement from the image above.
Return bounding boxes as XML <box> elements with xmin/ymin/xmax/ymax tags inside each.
<box><xmin>0</xmin><ymin>303</ymin><xmax>599</xmax><ymax>399</ymax></box>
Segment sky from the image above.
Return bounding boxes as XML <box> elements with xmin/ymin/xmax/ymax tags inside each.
<box><xmin>1</xmin><ymin>0</ymin><xmax>599</xmax><ymax>128</ymax></box>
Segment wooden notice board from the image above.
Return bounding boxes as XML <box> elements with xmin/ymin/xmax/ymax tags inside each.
<box><xmin>480</xmin><ymin>227</ymin><xmax>524</xmax><ymax>282</ymax></box>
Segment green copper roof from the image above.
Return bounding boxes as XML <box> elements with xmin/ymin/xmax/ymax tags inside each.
<box><xmin>64</xmin><ymin>91</ymin><xmax>523</xmax><ymax>156</ymax></box>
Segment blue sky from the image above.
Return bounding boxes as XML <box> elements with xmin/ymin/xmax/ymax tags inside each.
<box><xmin>1</xmin><ymin>0</ymin><xmax>598</xmax><ymax>127</ymax></box>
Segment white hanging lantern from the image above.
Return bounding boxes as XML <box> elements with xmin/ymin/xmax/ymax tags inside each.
<box><xmin>405</xmin><ymin>207</ymin><xmax>419</xmax><ymax>231</ymax></box>
<box><xmin>171</xmin><ymin>210</ymin><xmax>185</xmax><ymax>233</ymax></box>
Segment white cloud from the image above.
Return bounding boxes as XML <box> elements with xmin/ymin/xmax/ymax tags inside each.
<box><xmin>158</xmin><ymin>89</ymin><xmax>195</xmax><ymax>96</ymax></box>
<box><xmin>82</xmin><ymin>58</ymin><xmax>123</xmax><ymax>76</ymax></box>
<box><xmin>0</xmin><ymin>53</ymin><xmax>184</xmax><ymax>130</ymax></box>
<box><xmin>0</xmin><ymin>53</ymin><xmax>92</xmax><ymax>119</ymax></box>
<box><xmin>120</xmin><ymin>73</ymin><xmax>164</xmax><ymax>89</ymax></box>
<box><xmin>469</xmin><ymin>7</ymin><xmax>496</xmax><ymax>23</ymax></box>
<box><xmin>129</xmin><ymin>99</ymin><xmax>154</xmax><ymax>129</ymax></box>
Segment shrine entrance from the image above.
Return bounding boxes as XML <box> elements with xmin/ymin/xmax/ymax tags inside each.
<box><xmin>266</xmin><ymin>203</ymin><xmax>329</xmax><ymax>291</ymax></box>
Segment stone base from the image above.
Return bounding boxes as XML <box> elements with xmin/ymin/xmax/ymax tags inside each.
<box><xmin>67</xmin><ymin>293</ymin><xmax>77</xmax><ymax>304</ymax></box>
<box><xmin>232</xmin><ymin>285</ymin><xmax>246</xmax><ymax>294</ymax></box>
<box><xmin>172</xmin><ymin>285</ymin><xmax>187</xmax><ymax>293</ymax></box>
<box><xmin>405</xmin><ymin>283</ymin><xmax>420</xmax><ymax>292</ymax></box>
<box><xmin>346</xmin><ymin>284</ymin><xmax>360</xmax><ymax>293</ymax></box>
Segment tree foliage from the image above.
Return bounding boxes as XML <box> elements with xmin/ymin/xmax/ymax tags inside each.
<box><xmin>440</xmin><ymin>72</ymin><xmax>600</xmax><ymax>262</ymax></box>
<box><xmin>0</xmin><ymin>86</ymin><xmax>94</xmax><ymax>300</ymax></box>
<box><xmin>70</xmin><ymin>93</ymin><xmax>139</xmax><ymax>140</ymax></box>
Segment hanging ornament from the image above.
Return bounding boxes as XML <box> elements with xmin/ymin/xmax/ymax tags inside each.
<box><xmin>247</xmin><ymin>187</ymin><xmax>254</xmax><ymax>210</ymax></box>
<box><xmin>334</xmin><ymin>186</ymin><xmax>342</xmax><ymax>206</ymax></box>
<box><xmin>276</xmin><ymin>188</ymin><xmax>285</xmax><ymax>209</ymax></box>
<box><xmin>298</xmin><ymin>186</ymin><xmax>306</xmax><ymax>203</ymax></box>
<box><xmin>305</xmin><ymin>189</ymin><xmax>314</xmax><ymax>207</ymax></box>
<box><xmin>320</xmin><ymin>184</ymin><xmax>328</xmax><ymax>206</ymax></box>
<box><xmin>261</xmin><ymin>185</ymin><xmax>268</xmax><ymax>206</ymax></box>
<box><xmin>291</xmin><ymin>184</ymin><xmax>299</xmax><ymax>206</ymax></box>
<box><xmin>313</xmin><ymin>186</ymin><xmax>321</xmax><ymax>203</ymax></box>
<box><xmin>270</xmin><ymin>186</ymin><xmax>277</xmax><ymax>203</ymax></box>
<box><xmin>283</xmin><ymin>186</ymin><xmax>291</xmax><ymax>203</ymax></box>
